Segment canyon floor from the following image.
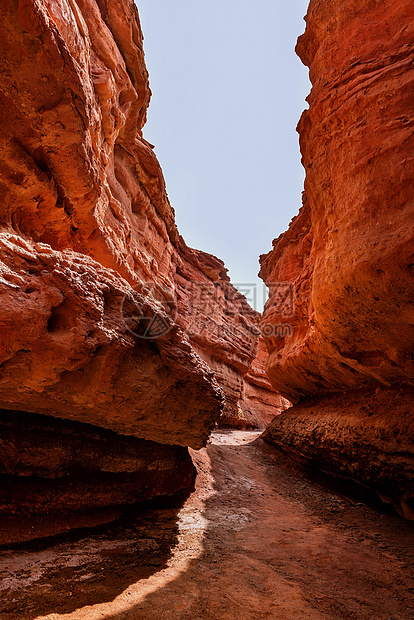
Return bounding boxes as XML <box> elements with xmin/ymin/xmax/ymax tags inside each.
<box><xmin>1</xmin><ymin>431</ymin><xmax>413</xmax><ymax>620</ymax></box>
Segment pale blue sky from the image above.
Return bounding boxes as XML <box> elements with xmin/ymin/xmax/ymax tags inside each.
<box><xmin>137</xmin><ymin>1</ymin><xmax>310</xmax><ymax>310</ymax></box>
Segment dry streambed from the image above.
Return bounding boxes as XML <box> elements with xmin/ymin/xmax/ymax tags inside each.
<box><xmin>0</xmin><ymin>431</ymin><xmax>413</xmax><ymax>619</ymax></box>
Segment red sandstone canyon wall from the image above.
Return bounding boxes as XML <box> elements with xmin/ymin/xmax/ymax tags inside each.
<box><xmin>242</xmin><ymin>339</ymin><xmax>291</xmax><ymax>430</ymax></box>
<box><xmin>261</xmin><ymin>0</ymin><xmax>414</xmax><ymax>518</ymax></box>
<box><xmin>0</xmin><ymin>0</ymin><xmax>281</xmax><ymax>519</ymax></box>
<box><xmin>174</xmin><ymin>242</ymin><xmax>288</xmax><ymax>429</ymax></box>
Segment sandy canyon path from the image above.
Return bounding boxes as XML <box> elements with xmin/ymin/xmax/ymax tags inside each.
<box><xmin>1</xmin><ymin>431</ymin><xmax>413</xmax><ymax>620</ymax></box>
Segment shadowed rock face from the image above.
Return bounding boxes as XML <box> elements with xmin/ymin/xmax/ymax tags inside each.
<box><xmin>263</xmin><ymin>386</ymin><xmax>414</xmax><ymax>520</ymax></box>
<box><xmin>260</xmin><ymin>0</ymin><xmax>414</xmax><ymax>517</ymax></box>
<box><xmin>0</xmin><ymin>409</ymin><xmax>195</xmax><ymax>516</ymax></box>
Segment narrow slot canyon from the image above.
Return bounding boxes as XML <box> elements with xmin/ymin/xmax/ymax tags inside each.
<box><xmin>0</xmin><ymin>0</ymin><xmax>413</xmax><ymax>618</ymax></box>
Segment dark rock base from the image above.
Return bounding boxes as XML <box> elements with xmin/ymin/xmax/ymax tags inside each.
<box><xmin>263</xmin><ymin>385</ymin><xmax>414</xmax><ymax>519</ymax></box>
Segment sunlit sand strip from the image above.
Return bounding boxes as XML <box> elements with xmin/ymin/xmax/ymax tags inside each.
<box><xmin>34</xmin><ymin>452</ymin><xmax>214</xmax><ymax>620</ymax></box>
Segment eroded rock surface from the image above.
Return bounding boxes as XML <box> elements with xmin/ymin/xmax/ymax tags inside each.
<box><xmin>0</xmin><ymin>409</ymin><xmax>195</xmax><ymax>517</ymax></box>
<box><xmin>174</xmin><ymin>243</ymin><xmax>287</xmax><ymax>429</ymax></box>
<box><xmin>263</xmin><ymin>386</ymin><xmax>414</xmax><ymax>519</ymax></box>
<box><xmin>260</xmin><ymin>0</ymin><xmax>414</xmax><ymax>517</ymax></box>
<box><xmin>0</xmin><ymin>234</ymin><xmax>223</xmax><ymax>449</ymax></box>
<box><xmin>0</xmin><ymin>0</ymin><xmax>226</xmax><ymax>445</ymax></box>
<box><xmin>260</xmin><ymin>0</ymin><xmax>414</xmax><ymax>401</ymax></box>
<box><xmin>242</xmin><ymin>339</ymin><xmax>291</xmax><ymax>430</ymax></box>
<box><xmin>0</xmin><ymin>0</ymin><xmax>283</xmax><ymax>520</ymax></box>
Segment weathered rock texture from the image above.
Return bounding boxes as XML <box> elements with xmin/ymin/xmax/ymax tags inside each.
<box><xmin>0</xmin><ymin>409</ymin><xmax>195</xmax><ymax>516</ymax></box>
<box><xmin>174</xmin><ymin>244</ymin><xmax>288</xmax><ymax>429</ymax></box>
<box><xmin>263</xmin><ymin>386</ymin><xmax>414</xmax><ymax>519</ymax></box>
<box><xmin>0</xmin><ymin>0</ymin><xmax>281</xmax><ymax>518</ymax></box>
<box><xmin>260</xmin><ymin>0</ymin><xmax>414</xmax><ymax>516</ymax></box>
<box><xmin>175</xmin><ymin>242</ymin><xmax>261</xmax><ymax>429</ymax></box>
<box><xmin>0</xmin><ymin>0</ymin><xmax>225</xmax><ymax>448</ymax></box>
<box><xmin>0</xmin><ymin>235</ymin><xmax>226</xmax><ymax>450</ymax></box>
<box><xmin>242</xmin><ymin>339</ymin><xmax>291</xmax><ymax>430</ymax></box>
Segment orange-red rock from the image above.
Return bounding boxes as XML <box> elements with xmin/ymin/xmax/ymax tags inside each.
<box><xmin>0</xmin><ymin>0</ymin><xmax>282</xmax><ymax>517</ymax></box>
<box><xmin>260</xmin><ymin>0</ymin><xmax>414</xmax><ymax>516</ymax></box>
<box><xmin>0</xmin><ymin>409</ymin><xmax>195</xmax><ymax>516</ymax></box>
<box><xmin>260</xmin><ymin>0</ymin><xmax>414</xmax><ymax>401</ymax></box>
<box><xmin>0</xmin><ymin>234</ymin><xmax>222</xmax><ymax>448</ymax></box>
<box><xmin>242</xmin><ymin>339</ymin><xmax>291</xmax><ymax>430</ymax></box>
<box><xmin>174</xmin><ymin>241</ymin><xmax>287</xmax><ymax>429</ymax></box>
<box><xmin>263</xmin><ymin>386</ymin><xmax>414</xmax><ymax>520</ymax></box>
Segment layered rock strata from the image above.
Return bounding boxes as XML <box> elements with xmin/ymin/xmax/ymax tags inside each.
<box><xmin>260</xmin><ymin>0</ymin><xmax>414</xmax><ymax>516</ymax></box>
<box><xmin>174</xmin><ymin>241</ymin><xmax>287</xmax><ymax>429</ymax></box>
<box><xmin>242</xmin><ymin>339</ymin><xmax>291</xmax><ymax>430</ymax></box>
<box><xmin>0</xmin><ymin>409</ymin><xmax>195</xmax><ymax>516</ymax></box>
<box><xmin>263</xmin><ymin>386</ymin><xmax>414</xmax><ymax>519</ymax></box>
<box><xmin>0</xmin><ymin>234</ymin><xmax>222</xmax><ymax>448</ymax></box>
<box><xmin>0</xmin><ymin>0</ymin><xmax>224</xmax><ymax>448</ymax></box>
<box><xmin>0</xmin><ymin>0</ymin><xmax>281</xmax><ymax>520</ymax></box>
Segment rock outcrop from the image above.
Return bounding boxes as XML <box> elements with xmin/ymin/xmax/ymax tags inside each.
<box><xmin>174</xmin><ymin>241</ymin><xmax>262</xmax><ymax>429</ymax></box>
<box><xmin>174</xmin><ymin>242</ymin><xmax>288</xmax><ymax>429</ymax></box>
<box><xmin>260</xmin><ymin>0</ymin><xmax>414</xmax><ymax>517</ymax></box>
<box><xmin>242</xmin><ymin>339</ymin><xmax>291</xmax><ymax>430</ymax></box>
<box><xmin>0</xmin><ymin>234</ymin><xmax>223</xmax><ymax>448</ymax></box>
<box><xmin>0</xmin><ymin>0</ymin><xmax>224</xmax><ymax>447</ymax></box>
<box><xmin>0</xmin><ymin>409</ymin><xmax>195</xmax><ymax>516</ymax></box>
<box><xmin>263</xmin><ymin>386</ymin><xmax>414</xmax><ymax>519</ymax></box>
<box><xmin>0</xmin><ymin>0</ymin><xmax>282</xmax><ymax>521</ymax></box>
<box><xmin>0</xmin><ymin>0</ymin><xmax>222</xmax><ymax>518</ymax></box>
